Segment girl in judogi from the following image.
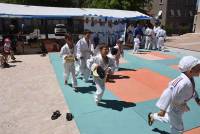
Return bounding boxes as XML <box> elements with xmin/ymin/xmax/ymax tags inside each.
<box><xmin>60</xmin><ymin>33</ymin><xmax>77</xmax><ymax>91</ymax></box>
<box><xmin>87</xmin><ymin>44</ymin><xmax>115</xmax><ymax>105</ymax></box>
<box><xmin>113</xmin><ymin>38</ymin><xmax>124</xmax><ymax>71</ymax></box>
<box><xmin>148</xmin><ymin>56</ymin><xmax>200</xmax><ymax>134</ymax></box>
<box><xmin>133</xmin><ymin>34</ymin><xmax>141</xmax><ymax>53</ymax></box>
<box><xmin>76</xmin><ymin>30</ymin><xmax>94</xmax><ymax>82</ymax></box>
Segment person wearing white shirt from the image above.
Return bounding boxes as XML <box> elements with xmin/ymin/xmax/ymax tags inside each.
<box><xmin>84</xmin><ymin>17</ymin><xmax>91</xmax><ymax>31</ymax></box>
<box><xmin>76</xmin><ymin>30</ymin><xmax>94</xmax><ymax>82</ymax></box>
<box><xmin>156</xmin><ymin>25</ymin><xmax>166</xmax><ymax>51</ymax></box>
<box><xmin>148</xmin><ymin>56</ymin><xmax>200</xmax><ymax>134</ymax></box>
<box><xmin>144</xmin><ymin>24</ymin><xmax>154</xmax><ymax>50</ymax></box>
<box><xmin>133</xmin><ymin>34</ymin><xmax>141</xmax><ymax>53</ymax></box>
<box><xmin>108</xmin><ymin>20</ymin><xmax>115</xmax><ymax>47</ymax></box>
<box><xmin>60</xmin><ymin>33</ymin><xmax>77</xmax><ymax>91</ymax></box>
<box><xmin>87</xmin><ymin>44</ymin><xmax>115</xmax><ymax>105</ymax></box>
<box><xmin>153</xmin><ymin>24</ymin><xmax>161</xmax><ymax>49</ymax></box>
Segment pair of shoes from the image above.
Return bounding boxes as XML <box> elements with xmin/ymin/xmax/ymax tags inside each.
<box><xmin>148</xmin><ymin>112</ymin><xmax>154</xmax><ymax>126</ymax></box>
<box><xmin>64</xmin><ymin>80</ymin><xmax>68</xmax><ymax>85</ymax></box>
<box><xmin>51</xmin><ymin>110</ymin><xmax>61</xmax><ymax>120</ymax></box>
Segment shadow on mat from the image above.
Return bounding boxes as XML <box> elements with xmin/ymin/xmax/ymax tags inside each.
<box><xmin>98</xmin><ymin>99</ymin><xmax>136</xmax><ymax>111</ymax></box>
<box><xmin>118</xmin><ymin>68</ymin><xmax>136</xmax><ymax>71</ymax></box>
<box><xmin>110</xmin><ymin>75</ymin><xmax>130</xmax><ymax>80</ymax></box>
<box><xmin>76</xmin><ymin>85</ymin><xmax>96</xmax><ymax>94</ymax></box>
<box><xmin>152</xmin><ymin>128</ymin><xmax>170</xmax><ymax>134</ymax></box>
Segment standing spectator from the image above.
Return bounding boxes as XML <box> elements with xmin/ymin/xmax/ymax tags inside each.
<box><xmin>144</xmin><ymin>24</ymin><xmax>154</xmax><ymax>50</ymax></box>
<box><xmin>156</xmin><ymin>25</ymin><xmax>166</xmax><ymax>51</ymax></box>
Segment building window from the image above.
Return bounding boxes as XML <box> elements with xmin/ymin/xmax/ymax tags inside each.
<box><xmin>160</xmin><ymin>0</ymin><xmax>163</xmax><ymax>4</ymax></box>
<box><xmin>170</xmin><ymin>9</ymin><xmax>175</xmax><ymax>16</ymax></box>
<box><xmin>189</xmin><ymin>11</ymin><xmax>193</xmax><ymax>16</ymax></box>
<box><xmin>177</xmin><ymin>10</ymin><xmax>181</xmax><ymax>17</ymax></box>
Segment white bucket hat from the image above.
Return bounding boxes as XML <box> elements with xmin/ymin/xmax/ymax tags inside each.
<box><xmin>178</xmin><ymin>56</ymin><xmax>200</xmax><ymax>72</ymax></box>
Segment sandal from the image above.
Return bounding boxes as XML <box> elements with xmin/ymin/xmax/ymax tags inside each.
<box><xmin>148</xmin><ymin>112</ymin><xmax>154</xmax><ymax>126</ymax></box>
<box><xmin>66</xmin><ymin>113</ymin><xmax>73</xmax><ymax>121</ymax></box>
<box><xmin>51</xmin><ymin>110</ymin><xmax>61</xmax><ymax>120</ymax></box>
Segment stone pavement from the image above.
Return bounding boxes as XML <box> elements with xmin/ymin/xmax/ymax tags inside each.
<box><xmin>0</xmin><ymin>55</ymin><xmax>79</xmax><ymax>134</ymax></box>
<box><xmin>166</xmin><ymin>33</ymin><xmax>200</xmax><ymax>51</ymax></box>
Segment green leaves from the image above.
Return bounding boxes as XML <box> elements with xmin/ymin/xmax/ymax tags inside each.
<box><xmin>1</xmin><ymin>0</ymin><xmax>152</xmax><ymax>13</ymax></box>
<box><xmin>82</xmin><ymin>0</ymin><xmax>152</xmax><ymax>12</ymax></box>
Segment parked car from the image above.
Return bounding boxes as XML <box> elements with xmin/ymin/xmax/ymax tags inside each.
<box><xmin>54</xmin><ymin>24</ymin><xmax>67</xmax><ymax>36</ymax></box>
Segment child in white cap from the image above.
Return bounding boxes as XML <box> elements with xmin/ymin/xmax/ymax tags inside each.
<box><xmin>148</xmin><ymin>56</ymin><xmax>200</xmax><ymax>134</ymax></box>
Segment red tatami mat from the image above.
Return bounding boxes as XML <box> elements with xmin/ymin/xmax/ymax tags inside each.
<box><xmin>131</xmin><ymin>51</ymin><xmax>175</xmax><ymax>60</ymax></box>
<box><xmin>170</xmin><ymin>64</ymin><xmax>179</xmax><ymax>70</ymax></box>
<box><xmin>185</xmin><ymin>127</ymin><xmax>200</xmax><ymax>134</ymax></box>
<box><xmin>106</xmin><ymin>69</ymin><xmax>171</xmax><ymax>102</ymax></box>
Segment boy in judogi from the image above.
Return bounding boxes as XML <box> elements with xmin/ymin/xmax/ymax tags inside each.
<box><xmin>60</xmin><ymin>33</ymin><xmax>77</xmax><ymax>91</ymax></box>
<box><xmin>87</xmin><ymin>44</ymin><xmax>115</xmax><ymax>105</ymax></box>
<box><xmin>144</xmin><ymin>24</ymin><xmax>154</xmax><ymax>50</ymax></box>
<box><xmin>76</xmin><ymin>30</ymin><xmax>94</xmax><ymax>82</ymax></box>
<box><xmin>156</xmin><ymin>25</ymin><xmax>166</xmax><ymax>51</ymax></box>
<box><xmin>148</xmin><ymin>56</ymin><xmax>200</xmax><ymax>134</ymax></box>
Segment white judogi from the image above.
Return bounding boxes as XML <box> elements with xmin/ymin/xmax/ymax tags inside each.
<box><xmin>152</xmin><ymin>73</ymin><xmax>198</xmax><ymax>134</ymax></box>
<box><xmin>87</xmin><ymin>54</ymin><xmax>115</xmax><ymax>103</ymax></box>
<box><xmin>60</xmin><ymin>43</ymin><xmax>77</xmax><ymax>87</ymax></box>
<box><xmin>153</xmin><ymin>26</ymin><xmax>161</xmax><ymax>49</ymax></box>
<box><xmin>84</xmin><ymin>22</ymin><xmax>91</xmax><ymax>31</ymax></box>
<box><xmin>98</xmin><ymin>24</ymin><xmax>105</xmax><ymax>44</ymax></box>
<box><xmin>156</xmin><ymin>28</ymin><xmax>166</xmax><ymax>51</ymax></box>
<box><xmin>76</xmin><ymin>37</ymin><xmax>94</xmax><ymax>81</ymax></box>
<box><xmin>133</xmin><ymin>37</ymin><xmax>140</xmax><ymax>53</ymax></box>
<box><xmin>114</xmin><ymin>43</ymin><xmax>123</xmax><ymax>70</ymax></box>
<box><xmin>108</xmin><ymin>25</ymin><xmax>115</xmax><ymax>47</ymax></box>
<box><xmin>144</xmin><ymin>27</ymin><xmax>153</xmax><ymax>50</ymax></box>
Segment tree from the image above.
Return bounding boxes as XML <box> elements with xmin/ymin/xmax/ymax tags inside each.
<box><xmin>82</xmin><ymin>0</ymin><xmax>152</xmax><ymax>13</ymax></box>
<box><xmin>0</xmin><ymin>0</ymin><xmax>75</xmax><ymax>7</ymax></box>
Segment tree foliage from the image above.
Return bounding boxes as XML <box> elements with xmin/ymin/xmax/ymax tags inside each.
<box><xmin>81</xmin><ymin>0</ymin><xmax>152</xmax><ymax>13</ymax></box>
<box><xmin>0</xmin><ymin>0</ymin><xmax>75</xmax><ymax>7</ymax></box>
<box><xmin>0</xmin><ymin>0</ymin><xmax>152</xmax><ymax>13</ymax></box>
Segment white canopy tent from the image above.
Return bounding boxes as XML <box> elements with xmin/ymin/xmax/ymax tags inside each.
<box><xmin>0</xmin><ymin>3</ymin><xmax>151</xmax><ymax>19</ymax></box>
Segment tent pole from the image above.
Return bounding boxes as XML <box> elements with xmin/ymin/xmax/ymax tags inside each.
<box><xmin>1</xmin><ymin>18</ymin><xmax>6</xmax><ymax>35</ymax></box>
<box><xmin>44</xmin><ymin>19</ymin><xmax>48</xmax><ymax>39</ymax></box>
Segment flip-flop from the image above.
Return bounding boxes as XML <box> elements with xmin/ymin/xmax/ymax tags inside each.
<box><xmin>66</xmin><ymin>113</ymin><xmax>73</xmax><ymax>121</ymax></box>
<box><xmin>51</xmin><ymin>110</ymin><xmax>61</xmax><ymax>120</ymax></box>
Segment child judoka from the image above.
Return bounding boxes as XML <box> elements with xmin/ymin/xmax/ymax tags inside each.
<box><xmin>60</xmin><ymin>33</ymin><xmax>78</xmax><ymax>91</ymax></box>
<box><xmin>148</xmin><ymin>56</ymin><xmax>200</xmax><ymax>134</ymax></box>
<box><xmin>87</xmin><ymin>44</ymin><xmax>115</xmax><ymax>105</ymax></box>
<box><xmin>133</xmin><ymin>34</ymin><xmax>141</xmax><ymax>54</ymax></box>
